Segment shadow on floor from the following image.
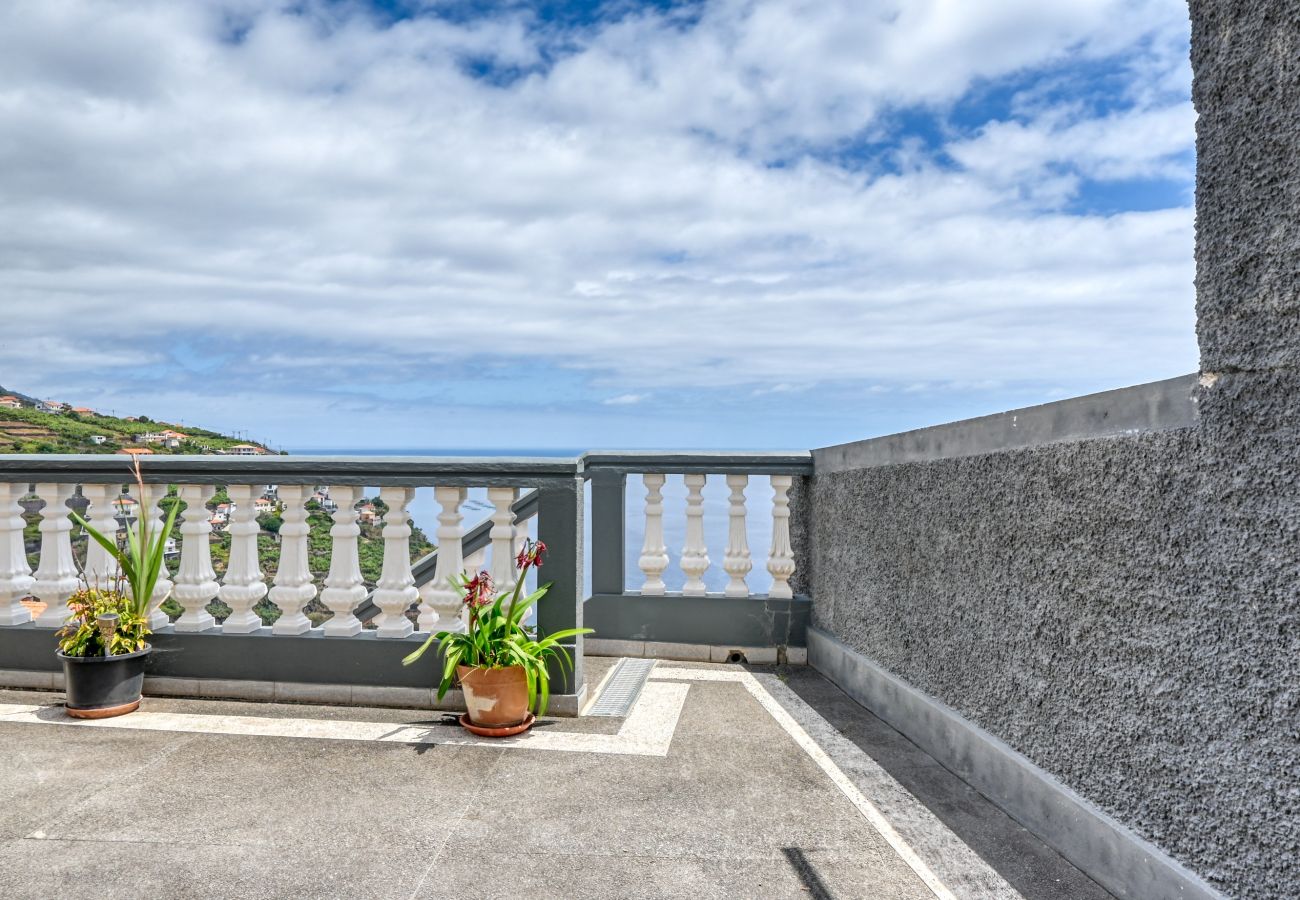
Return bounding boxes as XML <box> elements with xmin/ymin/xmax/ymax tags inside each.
<box><xmin>775</xmin><ymin>666</ymin><xmax>1115</xmax><ymax>900</ymax></box>
<box><xmin>782</xmin><ymin>847</ymin><xmax>835</xmax><ymax>900</ymax></box>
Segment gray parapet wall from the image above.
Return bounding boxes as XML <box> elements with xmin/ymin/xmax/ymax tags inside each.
<box><xmin>814</xmin><ymin>373</ymin><xmax>1198</xmax><ymax>473</ymax></box>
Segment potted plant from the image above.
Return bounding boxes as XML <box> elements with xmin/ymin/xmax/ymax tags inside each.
<box><xmin>61</xmin><ymin>460</ymin><xmax>178</xmax><ymax>718</ymax></box>
<box><xmin>55</xmin><ymin>585</ymin><xmax>152</xmax><ymax>718</ymax></box>
<box><xmin>402</xmin><ymin>539</ymin><xmax>591</xmax><ymax>736</ymax></box>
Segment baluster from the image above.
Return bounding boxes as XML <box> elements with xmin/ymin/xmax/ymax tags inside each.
<box><xmin>140</xmin><ymin>484</ymin><xmax>175</xmax><ymax>629</ymax></box>
<box><xmin>270</xmin><ymin>485</ymin><xmax>316</xmax><ymax>635</ymax></box>
<box><xmin>464</xmin><ymin>546</ymin><xmax>487</xmax><ymax>572</ymax></box>
<box><xmin>220</xmin><ymin>484</ymin><xmax>266</xmax><ymax>633</ymax></box>
<box><xmin>320</xmin><ymin>485</ymin><xmax>365</xmax><ymax>637</ymax></box>
<box><xmin>374</xmin><ymin>487</ymin><xmax>417</xmax><ymax>638</ymax></box>
<box><xmin>638</xmin><ymin>474</ymin><xmax>668</xmax><ymax>595</ymax></box>
<box><xmin>172</xmin><ymin>485</ymin><xmax>217</xmax><ymax>633</ymax></box>
<box><xmin>0</xmin><ymin>484</ymin><xmax>34</xmax><ymax>625</ymax></box>
<box><xmin>513</xmin><ymin>519</ymin><xmax>530</xmax><ymax>556</ymax></box>
<box><xmin>680</xmin><ymin>473</ymin><xmax>709</xmax><ymax>595</ymax></box>
<box><xmin>723</xmin><ymin>474</ymin><xmax>752</xmax><ymax>596</ymax></box>
<box><xmin>488</xmin><ymin>486</ymin><xmax>518</xmax><ymax>595</ymax></box>
<box><xmin>418</xmin><ymin>486</ymin><xmax>466</xmax><ymax>633</ymax></box>
<box><xmin>767</xmin><ymin>475</ymin><xmax>796</xmax><ymax>599</ymax></box>
<box><xmin>32</xmin><ymin>483</ymin><xmax>79</xmax><ymax>627</ymax></box>
<box><xmin>79</xmin><ymin>483</ymin><xmax>122</xmax><ymax>591</ymax></box>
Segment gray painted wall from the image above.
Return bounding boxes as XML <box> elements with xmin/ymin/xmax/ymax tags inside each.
<box><xmin>805</xmin><ymin>3</ymin><xmax>1299</xmax><ymax>897</ymax></box>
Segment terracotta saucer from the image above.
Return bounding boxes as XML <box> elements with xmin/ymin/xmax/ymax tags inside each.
<box><xmin>66</xmin><ymin>699</ymin><xmax>140</xmax><ymax>720</ymax></box>
<box><xmin>458</xmin><ymin>712</ymin><xmax>535</xmax><ymax>737</ymax></box>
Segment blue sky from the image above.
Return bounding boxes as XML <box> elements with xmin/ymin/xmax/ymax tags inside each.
<box><xmin>0</xmin><ymin>0</ymin><xmax>1196</xmax><ymax>451</ymax></box>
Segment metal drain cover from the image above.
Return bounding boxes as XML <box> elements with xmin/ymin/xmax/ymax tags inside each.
<box><xmin>586</xmin><ymin>658</ymin><xmax>656</xmax><ymax>717</ymax></box>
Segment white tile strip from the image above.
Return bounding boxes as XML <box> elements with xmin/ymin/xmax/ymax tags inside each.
<box><xmin>0</xmin><ymin>681</ymin><xmax>689</xmax><ymax>758</ymax></box>
<box><xmin>649</xmin><ymin>667</ymin><xmax>1024</xmax><ymax>900</ymax></box>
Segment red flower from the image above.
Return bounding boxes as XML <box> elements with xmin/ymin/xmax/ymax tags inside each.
<box><xmin>461</xmin><ymin>571</ymin><xmax>494</xmax><ymax>608</ymax></box>
<box><xmin>515</xmin><ymin>539</ymin><xmax>547</xmax><ymax>570</ymax></box>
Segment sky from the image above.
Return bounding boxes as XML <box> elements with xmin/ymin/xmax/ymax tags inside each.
<box><xmin>0</xmin><ymin>0</ymin><xmax>1197</xmax><ymax>452</ymax></box>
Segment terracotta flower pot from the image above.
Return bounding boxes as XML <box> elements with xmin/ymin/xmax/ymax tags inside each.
<box><xmin>457</xmin><ymin>664</ymin><xmax>530</xmax><ymax>727</ymax></box>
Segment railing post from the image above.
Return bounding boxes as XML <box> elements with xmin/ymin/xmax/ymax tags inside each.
<box><xmin>767</xmin><ymin>475</ymin><xmax>796</xmax><ymax>600</ymax></box>
<box><xmin>173</xmin><ymin>484</ymin><xmax>218</xmax><ymax>633</ymax></box>
<box><xmin>638</xmin><ymin>473</ymin><xmax>669</xmax><ymax>595</ymax></box>
<box><xmin>723</xmin><ymin>473</ymin><xmax>752</xmax><ymax>596</ymax></box>
<box><xmin>220</xmin><ymin>484</ymin><xmax>267</xmax><ymax>634</ymax></box>
<box><xmin>32</xmin><ymin>482</ymin><xmax>78</xmax><ymax>628</ymax></box>
<box><xmin>0</xmin><ymin>483</ymin><xmax>34</xmax><ymax>626</ymax></box>
<box><xmin>269</xmin><ymin>485</ymin><xmax>315</xmax><ymax>635</ymax></box>
<box><xmin>488</xmin><ymin>486</ymin><xmax>519</xmax><ymax>595</ymax></box>
<box><xmin>588</xmin><ymin>467</ymin><xmax>625</xmax><ymax>596</ymax></box>
<box><xmin>681</xmin><ymin>473</ymin><xmax>710</xmax><ymax>595</ymax></box>
<box><xmin>419</xmin><ymin>486</ymin><xmax>466</xmax><ymax>634</ymax></box>
<box><xmin>536</xmin><ymin>475</ymin><xmax>584</xmax><ymax>699</ymax></box>
<box><xmin>140</xmin><ymin>484</ymin><xmax>175</xmax><ymax>630</ymax></box>
<box><xmin>79</xmin><ymin>483</ymin><xmax>122</xmax><ymax>590</ymax></box>
<box><xmin>321</xmin><ymin>485</ymin><xmax>366</xmax><ymax>637</ymax></box>
<box><xmin>374</xmin><ymin>486</ymin><xmax>418</xmax><ymax>639</ymax></box>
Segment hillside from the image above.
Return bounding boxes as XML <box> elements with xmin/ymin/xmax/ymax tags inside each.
<box><xmin>5</xmin><ymin>386</ymin><xmax>436</xmax><ymax>630</ymax></box>
<box><xmin>0</xmin><ymin>386</ymin><xmax>272</xmax><ymax>455</ymax></box>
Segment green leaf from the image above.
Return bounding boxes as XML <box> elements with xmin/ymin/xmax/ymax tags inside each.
<box><xmin>402</xmin><ymin>632</ymin><xmax>439</xmax><ymax>666</ymax></box>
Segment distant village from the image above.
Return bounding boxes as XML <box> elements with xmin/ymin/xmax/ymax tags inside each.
<box><xmin>0</xmin><ymin>393</ymin><xmax>273</xmax><ymax>457</ymax></box>
<box><xmin>107</xmin><ymin>484</ymin><xmax>378</xmax><ymax>542</ymax></box>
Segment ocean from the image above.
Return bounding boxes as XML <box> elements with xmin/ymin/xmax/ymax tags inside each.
<box><xmin>297</xmin><ymin>449</ymin><xmax>778</xmax><ymax>594</ymax></box>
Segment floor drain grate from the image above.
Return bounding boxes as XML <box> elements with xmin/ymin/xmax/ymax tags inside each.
<box><xmin>586</xmin><ymin>658</ymin><xmax>657</xmax><ymax>717</ymax></box>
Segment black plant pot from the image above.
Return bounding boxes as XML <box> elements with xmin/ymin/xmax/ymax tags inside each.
<box><xmin>57</xmin><ymin>644</ymin><xmax>151</xmax><ymax>719</ymax></box>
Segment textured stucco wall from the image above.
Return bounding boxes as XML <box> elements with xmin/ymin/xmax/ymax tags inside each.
<box><xmin>808</xmin><ymin>3</ymin><xmax>1299</xmax><ymax>897</ymax></box>
<box><xmin>809</xmin><ymin>425</ymin><xmax>1294</xmax><ymax>898</ymax></box>
<box><xmin>1190</xmin><ymin>0</ymin><xmax>1299</xmax><ymax>372</ymax></box>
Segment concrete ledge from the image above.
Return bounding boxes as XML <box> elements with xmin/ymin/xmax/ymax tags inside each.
<box><xmin>814</xmin><ymin>374</ymin><xmax>1199</xmax><ymax>472</ymax></box>
<box><xmin>584</xmin><ymin>592</ymin><xmax>811</xmax><ymax>648</ymax></box>
<box><xmin>1</xmin><ymin>668</ymin><xmax>591</xmax><ymax>716</ymax></box>
<box><xmin>0</xmin><ymin>624</ymin><xmax>585</xmax><ymax>716</ymax></box>
<box><xmin>586</xmin><ymin>638</ymin><xmax>804</xmax><ymax>665</ymax></box>
<box><xmin>807</xmin><ymin>627</ymin><xmax>1224</xmax><ymax>900</ymax></box>
<box><xmin>141</xmin><ymin>676</ymin><xmax>465</xmax><ymax>710</ymax></box>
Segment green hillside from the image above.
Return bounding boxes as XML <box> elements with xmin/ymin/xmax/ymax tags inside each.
<box><xmin>5</xmin><ymin>387</ymin><xmax>436</xmax><ymax>629</ymax></box>
<box><xmin>0</xmin><ymin>392</ymin><xmax>271</xmax><ymax>455</ymax></box>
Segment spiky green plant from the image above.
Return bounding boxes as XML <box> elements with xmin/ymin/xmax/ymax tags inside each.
<box><xmin>402</xmin><ymin>538</ymin><xmax>591</xmax><ymax>717</ymax></box>
<box><xmin>70</xmin><ymin>457</ymin><xmax>177</xmax><ymax>638</ymax></box>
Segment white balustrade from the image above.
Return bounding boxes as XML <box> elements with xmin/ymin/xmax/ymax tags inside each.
<box><xmin>270</xmin><ymin>485</ymin><xmax>316</xmax><ymax>635</ymax></box>
<box><xmin>140</xmin><ymin>484</ymin><xmax>175</xmax><ymax>630</ymax></box>
<box><xmin>374</xmin><ymin>486</ymin><xmax>417</xmax><ymax>638</ymax></box>
<box><xmin>0</xmin><ymin>464</ymin><xmax>792</xmax><ymax>651</ymax></box>
<box><xmin>418</xmin><ymin>486</ymin><xmax>466</xmax><ymax>634</ymax></box>
<box><xmin>723</xmin><ymin>474</ymin><xmax>752</xmax><ymax>597</ymax></box>
<box><xmin>220</xmin><ymin>484</ymin><xmax>267</xmax><ymax>633</ymax></box>
<box><xmin>32</xmin><ymin>483</ymin><xmax>79</xmax><ymax>627</ymax></box>
<box><xmin>680</xmin><ymin>473</ymin><xmax>709</xmax><ymax>596</ymax></box>
<box><xmin>767</xmin><ymin>475</ymin><xmax>796</xmax><ymax>599</ymax></box>
<box><xmin>79</xmin><ymin>483</ymin><xmax>122</xmax><ymax>590</ymax></box>
<box><xmin>638</xmin><ymin>474</ymin><xmax>669</xmax><ymax>595</ymax></box>
<box><xmin>172</xmin><ymin>484</ymin><xmax>218</xmax><ymax>633</ymax></box>
<box><xmin>320</xmin><ymin>485</ymin><xmax>365</xmax><ymax>637</ymax></box>
<box><xmin>487</xmin><ymin>486</ymin><xmax>518</xmax><ymax>594</ymax></box>
<box><xmin>0</xmin><ymin>484</ymin><xmax>34</xmax><ymax>626</ymax></box>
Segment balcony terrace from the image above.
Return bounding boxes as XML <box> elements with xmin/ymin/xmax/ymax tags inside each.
<box><xmin>1</xmin><ymin>3</ymin><xmax>1297</xmax><ymax>897</ymax></box>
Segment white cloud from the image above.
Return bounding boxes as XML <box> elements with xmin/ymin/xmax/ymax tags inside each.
<box><xmin>0</xmin><ymin>0</ymin><xmax>1197</xmax><ymax>445</ymax></box>
<box><xmin>602</xmin><ymin>393</ymin><xmax>647</xmax><ymax>405</ymax></box>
